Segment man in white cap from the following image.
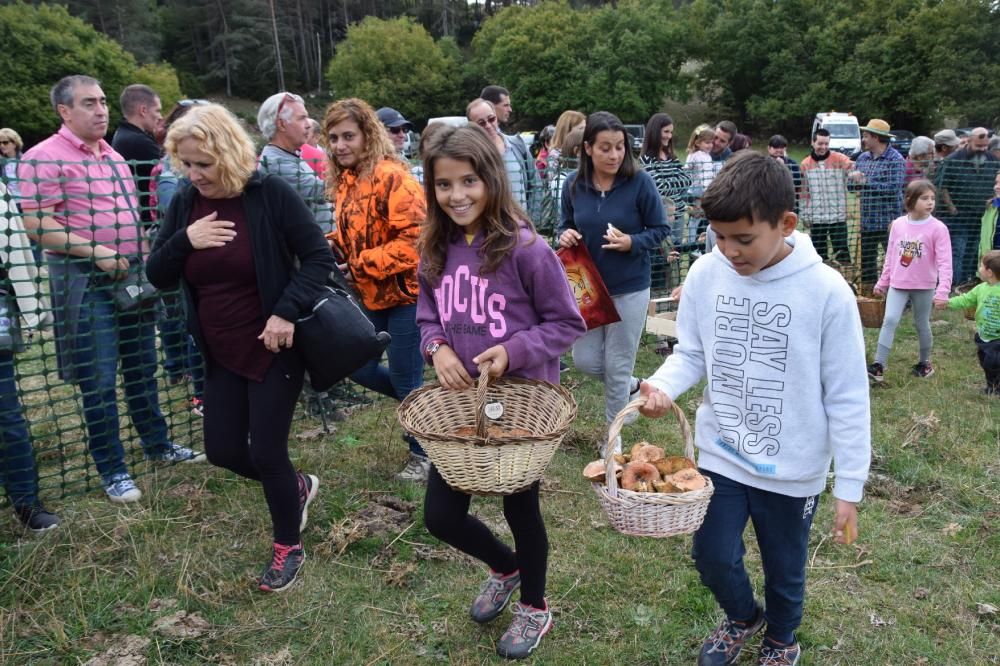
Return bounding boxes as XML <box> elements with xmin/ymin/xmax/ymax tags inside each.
<box><xmin>848</xmin><ymin>119</ymin><xmax>905</xmax><ymax>287</ymax></box>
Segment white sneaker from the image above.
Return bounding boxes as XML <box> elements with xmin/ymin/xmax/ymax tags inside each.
<box><xmin>395</xmin><ymin>453</ymin><xmax>431</xmax><ymax>483</ymax></box>
<box><xmin>104</xmin><ymin>473</ymin><xmax>142</xmax><ymax>504</ymax></box>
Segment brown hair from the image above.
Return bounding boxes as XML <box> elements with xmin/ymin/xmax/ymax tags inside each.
<box><xmin>982</xmin><ymin>249</ymin><xmax>1000</xmax><ymax>276</ymax></box>
<box><xmin>701</xmin><ymin>151</ymin><xmax>794</xmax><ymax>227</ymax></box>
<box><xmin>322</xmin><ymin>98</ymin><xmax>402</xmax><ymax>192</ymax></box>
<box><xmin>903</xmin><ymin>179</ymin><xmax>936</xmax><ymax>213</ymax></box>
<box><xmin>418</xmin><ymin>124</ymin><xmax>532</xmax><ymax>284</ymax></box>
<box><xmin>553</xmin><ymin>110</ymin><xmax>585</xmax><ymax>151</ymax></box>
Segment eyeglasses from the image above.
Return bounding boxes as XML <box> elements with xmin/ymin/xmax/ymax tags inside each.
<box><xmin>178</xmin><ymin>99</ymin><xmax>209</xmax><ymax>107</ymax></box>
<box><xmin>0</xmin><ymin>140</ymin><xmax>10</xmax><ymax>146</ymax></box>
<box><xmin>475</xmin><ymin>115</ymin><xmax>498</xmax><ymax>128</ymax></box>
<box><xmin>387</xmin><ymin>126</ymin><xmax>407</xmax><ymax>135</ymax></box>
<box><xmin>276</xmin><ymin>93</ymin><xmax>295</xmax><ymax>119</ymax></box>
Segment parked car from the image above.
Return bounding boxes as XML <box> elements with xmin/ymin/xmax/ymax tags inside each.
<box><xmin>955</xmin><ymin>127</ymin><xmax>996</xmax><ymax>139</ymax></box>
<box><xmin>402</xmin><ymin>130</ymin><xmax>420</xmax><ymax>159</ymax></box>
<box><xmin>812</xmin><ymin>111</ymin><xmax>861</xmax><ymax>156</ymax></box>
<box><xmin>889</xmin><ymin>130</ymin><xmax>914</xmax><ymax>156</ymax></box>
<box><xmin>624</xmin><ymin>124</ymin><xmax>645</xmax><ymax>153</ymax></box>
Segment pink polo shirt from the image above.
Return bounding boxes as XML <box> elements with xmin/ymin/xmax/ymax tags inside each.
<box><xmin>17</xmin><ymin>125</ymin><xmax>143</xmax><ymax>255</ymax></box>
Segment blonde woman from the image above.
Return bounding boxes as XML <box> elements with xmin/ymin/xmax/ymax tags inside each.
<box><xmin>0</xmin><ymin>127</ymin><xmax>23</xmax><ymax>197</ymax></box>
<box><xmin>146</xmin><ymin>104</ymin><xmax>334</xmax><ymax>592</ymax></box>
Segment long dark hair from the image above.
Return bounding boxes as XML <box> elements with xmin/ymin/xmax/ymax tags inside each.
<box><xmin>419</xmin><ymin>124</ymin><xmax>533</xmax><ymax>285</ymax></box>
<box><xmin>641</xmin><ymin>112</ymin><xmax>676</xmax><ymax>160</ymax></box>
<box><xmin>574</xmin><ymin>111</ymin><xmax>637</xmax><ymax>193</ymax></box>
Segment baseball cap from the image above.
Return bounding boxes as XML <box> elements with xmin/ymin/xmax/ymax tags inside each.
<box><xmin>933</xmin><ymin>129</ymin><xmax>960</xmax><ymax>148</ymax></box>
<box><xmin>376</xmin><ymin>107</ymin><xmax>412</xmax><ymax>130</ymax></box>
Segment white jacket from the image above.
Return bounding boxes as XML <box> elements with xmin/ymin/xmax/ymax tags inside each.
<box><xmin>1</xmin><ymin>182</ymin><xmax>52</xmax><ymax>330</ymax></box>
<box><xmin>646</xmin><ymin>232</ymin><xmax>870</xmax><ymax>502</ymax></box>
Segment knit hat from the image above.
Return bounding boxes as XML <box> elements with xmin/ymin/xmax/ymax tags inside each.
<box><xmin>859</xmin><ymin>119</ymin><xmax>893</xmax><ymax>138</ymax></box>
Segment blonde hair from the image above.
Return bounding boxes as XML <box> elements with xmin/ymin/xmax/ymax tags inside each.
<box><xmin>322</xmin><ymin>98</ymin><xmax>401</xmax><ymax>191</ymax></box>
<box><xmin>553</xmin><ymin>110</ymin><xmax>585</xmax><ymax>151</ymax></box>
<box><xmin>686</xmin><ymin>124</ymin><xmax>715</xmax><ymax>154</ymax></box>
<box><xmin>164</xmin><ymin>104</ymin><xmax>256</xmax><ymax>196</ymax></box>
<box><xmin>0</xmin><ymin>128</ymin><xmax>23</xmax><ymax>152</ymax></box>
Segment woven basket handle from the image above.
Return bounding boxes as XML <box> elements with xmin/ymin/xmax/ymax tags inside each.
<box><xmin>604</xmin><ymin>394</ymin><xmax>695</xmax><ymax>497</ymax></box>
<box><xmin>474</xmin><ymin>361</ymin><xmax>493</xmax><ymax>437</ymax></box>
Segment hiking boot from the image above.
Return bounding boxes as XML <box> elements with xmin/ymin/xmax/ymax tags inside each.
<box><xmin>297</xmin><ymin>473</ymin><xmax>319</xmax><ymax>532</ymax></box>
<box><xmin>496</xmin><ymin>600</ymin><xmax>552</xmax><ymax>660</ymax></box>
<box><xmin>258</xmin><ymin>542</ymin><xmax>305</xmax><ymax>592</ymax></box>
<box><xmin>697</xmin><ymin>604</ymin><xmax>765</xmax><ymax>665</ymax></box>
<box><xmin>104</xmin><ymin>473</ymin><xmax>142</xmax><ymax>504</ymax></box>
<box><xmin>14</xmin><ymin>504</ymin><xmax>60</xmax><ymax>532</ymax></box>
<box><xmin>470</xmin><ymin>569</ymin><xmax>521</xmax><ymax>624</ymax></box>
<box><xmin>145</xmin><ymin>443</ymin><xmax>206</xmax><ymax>464</ymax></box>
<box><xmin>190</xmin><ymin>398</ymin><xmax>204</xmax><ymax>417</ymax></box>
<box><xmin>911</xmin><ymin>361</ymin><xmax>934</xmax><ymax>378</ymax></box>
<box><xmin>867</xmin><ymin>362</ymin><xmax>884</xmax><ymax>383</ymax></box>
<box><xmin>395</xmin><ymin>453</ymin><xmax>430</xmax><ymax>483</ymax></box>
<box><xmin>758</xmin><ymin>638</ymin><xmax>801</xmax><ymax>666</ymax></box>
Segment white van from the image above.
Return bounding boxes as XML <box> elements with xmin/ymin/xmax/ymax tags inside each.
<box><xmin>812</xmin><ymin>112</ymin><xmax>861</xmax><ymax>156</ymax></box>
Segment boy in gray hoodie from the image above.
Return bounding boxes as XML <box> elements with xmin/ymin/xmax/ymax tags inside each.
<box><xmin>639</xmin><ymin>152</ymin><xmax>871</xmax><ymax>666</ymax></box>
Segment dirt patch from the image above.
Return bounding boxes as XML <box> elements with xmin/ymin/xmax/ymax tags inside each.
<box><xmin>147</xmin><ymin>598</ymin><xmax>179</xmax><ymax>613</ymax></box>
<box><xmin>152</xmin><ymin>610</ymin><xmax>211</xmax><ymax>639</ymax></box>
<box><xmin>82</xmin><ymin>634</ymin><xmax>150</xmax><ymax>666</ymax></box>
<box><xmin>315</xmin><ymin>495</ymin><xmax>416</xmax><ymax>556</ymax></box>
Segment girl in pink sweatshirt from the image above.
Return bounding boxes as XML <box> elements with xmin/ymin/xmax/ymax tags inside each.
<box><xmin>868</xmin><ymin>179</ymin><xmax>953</xmax><ymax>382</ymax></box>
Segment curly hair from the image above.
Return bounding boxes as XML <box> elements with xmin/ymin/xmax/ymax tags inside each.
<box><xmin>321</xmin><ymin>98</ymin><xmax>402</xmax><ymax>194</ymax></box>
<box><xmin>418</xmin><ymin>124</ymin><xmax>533</xmax><ymax>285</ymax></box>
<box><xmin>164</xmin><ymin>104</ymin><xmax>257</xmax><ymax>196</ymax></box>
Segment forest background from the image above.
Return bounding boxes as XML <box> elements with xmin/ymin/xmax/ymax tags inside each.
<box><xmin>2</xmin><ymin>0</ymin><xmax>1000</xmax><ymax>146</ymax></box>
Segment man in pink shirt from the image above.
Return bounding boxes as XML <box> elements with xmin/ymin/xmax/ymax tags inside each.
<box><xmin>18</xmin><ymin>75</ymin><xmax>203</xmax><ymax>505</ymax></box>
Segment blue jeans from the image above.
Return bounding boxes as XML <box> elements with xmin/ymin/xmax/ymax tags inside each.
<box><xmin>692</xmin><ymin>470</ymin><xmax>818</xmax><ymax>644</ymax></box>
<box><xmin>349</xmin><ymin>302</ymin><xmax>425</xmax><ymax>456</ymax></box>
<box><xmin>0</xmin><ymin>352</ymin><xmax>40</xmax><ymax>507</ymax></box>
<box><xmin>73</xmin><ymin>287</ymin><xmax>172</xmax><ymax>482</ymax></box>
<box><xmin>158</xmin><ymin>291</ymin><xmax>205</xmax><ymax>399</ymax></box>
<box><xmin>947</xmin><ymin>222</ymin><xmax>978</xmax><ymax>285</ymax></box>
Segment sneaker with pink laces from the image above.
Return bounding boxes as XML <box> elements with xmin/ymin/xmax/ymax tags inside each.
<box><xmin>469</xmin><ymin>569</ymin><xmax>520</xmax><ymax>623</ymax></box>
<box><xmin>258</xmin><ymin>542</ymin><xmax>304</xmax><ymax>592</ymax></box>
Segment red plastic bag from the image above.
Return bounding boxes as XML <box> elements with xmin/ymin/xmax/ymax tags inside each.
<box><xmin>557</xmin><ymin>243</ymin><xmax>620</xmax><ymax>330</ymax></box>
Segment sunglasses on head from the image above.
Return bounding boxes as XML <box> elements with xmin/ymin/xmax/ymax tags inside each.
<box><xmin>275</xmin><ymin>93</ymin><xmax>296</xmax><ymax>119</ymax></box>
<box><xmin>387</xmin><ymin>126</ymin><xmax>407</xmax><ymax>135</ymax></box>
<box><xmin>178</xmin><ymin>99</ymin><xmax>209</xmax><ymax>107</ymax></box>
<box><xmin>475</xmin><ymin>115</ymin><xmax>498</xmax><ymax>128</ymax></box>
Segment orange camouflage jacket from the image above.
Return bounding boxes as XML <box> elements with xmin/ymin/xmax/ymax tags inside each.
<box><xmin>327</xmin><ymin>159</ymin><xmax>425</xmax><ymax>310</ymax></box>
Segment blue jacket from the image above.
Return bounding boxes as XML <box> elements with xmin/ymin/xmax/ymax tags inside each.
<box><xmin>558</xmin><ymin>169</ymin><xmax>668</xmax><ymax>295</ymax></box>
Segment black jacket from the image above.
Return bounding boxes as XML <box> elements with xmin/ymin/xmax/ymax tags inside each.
<box><xmin>146</xmin><ymin>173</ymin><xmax>335</xmax><ymax>363</ymax></box>
<box><xmin>111</xmin><ymin>119</ymin><xmax>162</xmax><ymax>225</ymax></box>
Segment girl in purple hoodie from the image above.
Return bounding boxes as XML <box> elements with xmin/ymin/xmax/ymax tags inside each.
<box><xmin>415</xmin><ymin>124</ymin><xmax>585</xmax><ymax>660</ymax></box>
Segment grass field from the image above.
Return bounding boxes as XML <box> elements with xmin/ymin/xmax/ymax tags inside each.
<box><xmin>1</xmin><ymin>306</ymin><xmax>998</xmax><ymax>665</ymax></box>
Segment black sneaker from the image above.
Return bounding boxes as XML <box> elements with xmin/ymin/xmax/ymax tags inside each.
<box><xmin>297</xmin><ymin>473</ymin><xmax>319</xmax><ymax>532</ymax></box>
<box><xmin>559</xmin><ymin>359</ymin><xmax>570</xmax><ymax>374</ymax></box>
<box><xmin>867</xmin><ymin>362</ymin><xmax>884</xmax><ymax>383</ymax></box>
<box><xmin>757</xmin><ymin>637</ymin><xmax>801</xmax><ymax>665</ymax></box>
<box><xmin>14</xmin><ymin>504</ymin><xmax>60</xmax><ymax>532</ymax></box>
<box><xmin>911</xmin><ymin>361</ymin><xmax>934</xmax><ymax>378</ymax></box>
<box><xmin>259</xmin><ymin>542</ymin><xmax>305</xmax><ymax>592</ymax></box>
<box><xmin>698</xmin><ymin>604</ymin><xmax>765</xmax><ymax>665</ymax></box>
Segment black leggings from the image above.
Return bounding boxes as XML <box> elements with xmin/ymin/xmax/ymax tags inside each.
<box><xmin>424</xmin><ymin>465</ymin><xmax>548</xmax><ymax>608</ymax></box>
<box><xmin>203</xmin><ymin>354</ymin><xmax>304</xmax><ymax>546</ymax></box>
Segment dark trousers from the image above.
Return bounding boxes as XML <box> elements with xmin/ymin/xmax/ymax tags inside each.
<box><xmin>692</xmin><ymin>471</ymin><xmax>818</xmax><ymax>644</ymax></box>
<box><xmin>859</xmin><ymin>229</ymin><xmax>890</xmax><ymax>286</ymax></box>
<box><xmin>424</xmin><ymin>466</ymin><xmax>548</xmax><ymax>608</ymax></box>
<box><xmin>977</xmin><ymin>334</ymin><xmax>1000</xmax><ymax>391</ymax></box>
<box><xmin>811</xmin><ymin>221</ymin><xmax>852</xmax><ymax>264</ymax></box>
<box><xmin>0</xmin><ymin>352</ymin><xmax>40</xmax><ymax>508</ymax></box>
<box><xmin>203</xmin><ymin>355</ymin><xmax>304</xmax><ymax>546</ymax></box>
<box><xmin>948</xmin><ymin>222</ymin><xmax>979</xmax><ymax>285</ymax></box>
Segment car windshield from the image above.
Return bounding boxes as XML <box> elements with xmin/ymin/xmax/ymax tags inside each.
<box><xmin>824</xmin><ymin>123</ymin><xmax>859</xmax><ymax>139</ymax></box>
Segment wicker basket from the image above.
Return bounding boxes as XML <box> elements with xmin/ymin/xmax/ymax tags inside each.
<box><xmin>592</xmin><ymin>397</ymin><xmax>713</xmax><ymax>538</ymax></box>
<box><xmin>856</xmin><ymin>296</ymin><xmax>886</xmax><ymax>328</ymax></box>
<box><xmin>397</xmin><ymin>364</ymin><xmax>576</xmax><ymax>495</ymax></box>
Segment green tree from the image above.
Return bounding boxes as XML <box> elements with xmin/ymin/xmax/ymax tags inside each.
<box><xmin>0</xmin><ymin>2</ymin><xmax>137</xmax><ymax>143</ymax></box>
<box><xmin>135</xmin><ymin>63</ymin><xmax>185</xmax><ymax>111</ymax></box>
<box><xmin>470</xmin><ymin>0</ymin><xmax>689</xmax><ymax>126</ymax></box>
<box><xmin>326</xmin><ymin>17</ymin><xmax>463</xmax><ymax>123</ymax></box>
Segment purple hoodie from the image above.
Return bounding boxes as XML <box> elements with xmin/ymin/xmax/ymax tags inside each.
<box><xmin>417</xmin><ymin>227</ymin><xmax>586</xmax><ymax>383</ymax></box>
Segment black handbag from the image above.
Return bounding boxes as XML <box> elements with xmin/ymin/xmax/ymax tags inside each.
<box><xmin>295</xmin><ymin>268</ymin><xmax>391</xmax><ymax>392</ymax></box>
<box><xmin>111</xmin><ymin>259</ymin><xmax>159</xmax><ymax>312</ymax></box>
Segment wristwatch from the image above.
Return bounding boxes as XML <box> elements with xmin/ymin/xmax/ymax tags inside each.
<box><xmin>425</xmin><ymin>339</ymin><xmax>446</xmax><ymax>358</ymax></box>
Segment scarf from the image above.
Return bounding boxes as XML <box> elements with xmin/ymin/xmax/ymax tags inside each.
<box><xmin>809</xmin><ymin>149</ymin><xmax>830</xmax><ymax>162</ymax></box>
